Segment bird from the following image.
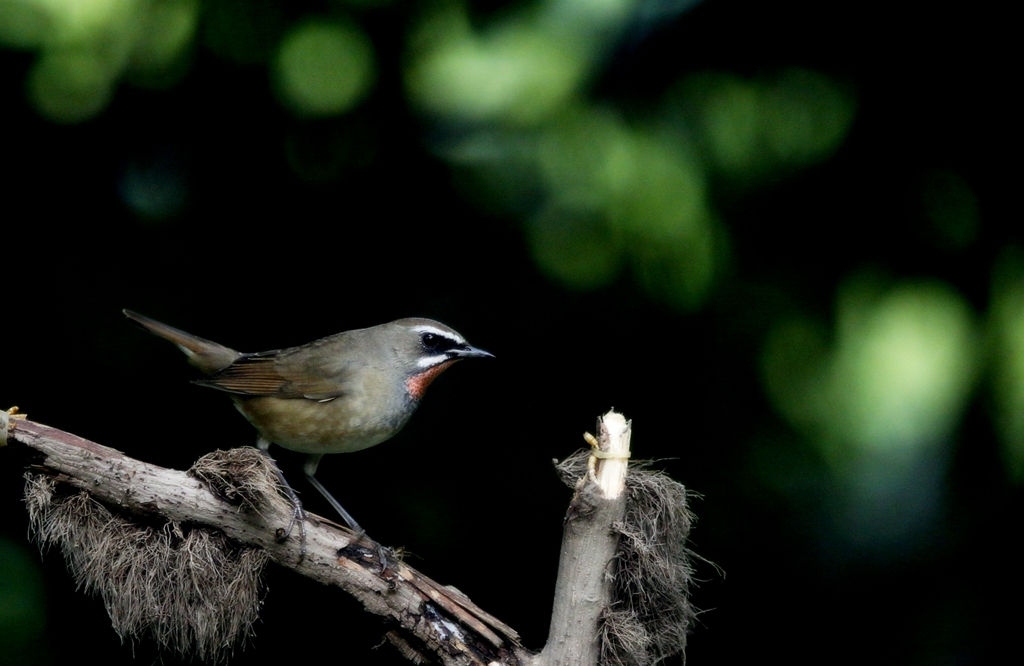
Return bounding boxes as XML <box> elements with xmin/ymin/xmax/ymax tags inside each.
<box><xmin>123</xmin><ymin>309</ymin><xmax>493</xmax><ymax>540</ymax></box>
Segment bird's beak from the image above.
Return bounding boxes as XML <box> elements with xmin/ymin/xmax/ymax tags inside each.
<box><xmin>451</xmin><ymin>345</ymin><xmax>494</xmax><ymax>359</ymax></box>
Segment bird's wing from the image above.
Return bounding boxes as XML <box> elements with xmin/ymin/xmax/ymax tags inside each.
<box><xmin>194</xmin><ymin>347</ymin><xmax>351</xmax><ymax>400</ymax></box>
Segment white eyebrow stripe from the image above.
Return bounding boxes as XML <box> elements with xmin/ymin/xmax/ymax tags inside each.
<box><xmin>417</xmin><ymin>353</ymin><xmax>451</xmax><ymax>368</ymax></box>
<box><xmin>411</xmin><ymin>325</ymin><xmax>465</xmax><ymax>344</ymax></box>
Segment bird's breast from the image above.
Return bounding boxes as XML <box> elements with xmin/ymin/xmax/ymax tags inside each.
<box><xmin>233</xmin><ymin>391</ymin><xmax>416</xmax><ymax>454</ymax></box>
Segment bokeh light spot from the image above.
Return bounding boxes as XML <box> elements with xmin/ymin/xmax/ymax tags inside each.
<box><xmin>406</xmin><ymin>11</ymin><xmax>584</xmax><ymax>124</ymax></box>
<box><xmin>762</xmin><ymin>277</ymin><xmax>979</xmax><ymax>553</ymax></box>
<box><xmin>274</xmin><ymin>18</ymin><xmax>375</xmax><ymax>117</ymax></box>
<box><xmin>28</xmin><ymin>49</ymin><xmax>113</xmax><ymax>124</ymax></box>
<box><xmin>762</xmin><ymin>68</ymin><xmax>855</xmax><ymax>166</ymax></box>
<box><xmin>529</xmin><ymin>107</ymin><xmax>716</xmax><ymax>306</ymax></box>
<box><xmin>679</xmin><ymin>68</ymin><xmax>855</xmax><ymax>180</ymax></box>
<box><xmin>831</xmin><ymin>280</ymin><xmax>977</xmax><ymax>454</ymax></box>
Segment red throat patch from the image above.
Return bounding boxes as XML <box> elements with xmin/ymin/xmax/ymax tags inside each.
<box><xmin>405</xmin><ymin>359</ymin><xmax>458</xmax><ymax>401</ymax></box>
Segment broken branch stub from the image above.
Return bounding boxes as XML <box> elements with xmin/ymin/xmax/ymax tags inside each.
<box><xmin>541</xmin><ymin>410</ymin><xmax>697</xmax><ymax>666</ymax></box>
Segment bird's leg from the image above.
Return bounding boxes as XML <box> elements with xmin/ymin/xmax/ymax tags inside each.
<box><xmin>303</xmin><ymin>456</ymin><xmax>392</xmax><ymax>573</ymax></box>
<box><xmin>257</xmin><ymin>436</ymin><xmax>307</xmax><ymax>558</ymax></box>
<box><xmin>303</xmin><ymin>454</ymin><xmax>363</xmax><ymax>533</ymax></box>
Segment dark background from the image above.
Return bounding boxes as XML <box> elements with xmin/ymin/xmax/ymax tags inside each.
<box><xmin>1</xmin><ymin>1</ymin><xmax>1017</xmax><ymax>664</ymax></box>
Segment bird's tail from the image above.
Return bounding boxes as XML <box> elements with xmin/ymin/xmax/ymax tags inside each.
<box><xmin>124</xmin><ymin>309</ymin><xmax>240</xmax><ymax>375</ymax></box>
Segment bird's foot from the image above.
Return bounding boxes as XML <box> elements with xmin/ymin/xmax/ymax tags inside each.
<box><xmin>274</xmin><ymin>497</ymin><xmax>308</xmax><ymax>561</ymax></box>
<box><xmin>374</xmin><ymin>543</ymin><xmax>393</xmax><ymax>576</ymax></box>
<box><xmin>339</xmin><ymin>528</ymin><xmax>390</xmax><ymax>575</ymax></box>
<box><xmin>258</xmin><ymin>446</ymin><xmax>309</xmax><ymax>562</ymax></box>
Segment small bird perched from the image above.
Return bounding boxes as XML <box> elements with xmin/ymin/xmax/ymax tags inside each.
<box><xmin>124</xmin><ymin>309</ymin><xmax>493</xmax><ymax>539</ymax></box>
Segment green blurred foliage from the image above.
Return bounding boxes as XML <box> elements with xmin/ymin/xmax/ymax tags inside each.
<box><xmin>403</xmin><ymin>3</ymin><xmax>854</xmax><ymax>309</ymax></box>
<box><xmin>677</xmin><ymin>68</ymin><xmax>856</xmax><ymax>181</ymax></box>
<box><xmin>4</xmin><ymin>0</ymin><xmax>197</xmax><ymax>122</ymax></box>
<box><xmin>406</xmin><ymin>5</ymin><xmax>587</xmax><ymax>124</ymax></box>
<box><xmin>527</xmin><ymin>107</ymin><xmax>718</xmax><ymax>305</ymax></box>
<box><xmin>764</xmin><ymin>276</ymin><xmax>979</xmax><ymax>462</ymax></box>
<box><xmin>0</xmin><ymin>0</ymin><xmax>853</xmax><ymax>309</ymax></box>
<box><xmin>762</xmin><ymin>276</ymin><xmax>980</xmax><ymax>550</ymax></box>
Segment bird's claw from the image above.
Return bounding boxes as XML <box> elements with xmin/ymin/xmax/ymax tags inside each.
<box><xmin>275</xmin><ymin>499</ymin><xmax>308</xmax><ymax>562</ymax></box>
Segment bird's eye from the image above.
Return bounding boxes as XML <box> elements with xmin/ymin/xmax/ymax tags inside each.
<box><xmin>420</xmin><ymin>331</ymin><xmax>456</xmax><ymax>354</ymax></box>
<box><xmin>420</xmin><ymin>332</ymin><xmax>441</xmax><ymax>351</ymax></box>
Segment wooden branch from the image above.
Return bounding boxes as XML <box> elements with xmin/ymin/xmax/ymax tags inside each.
<box><xmin>3</xmin><ymin>407</ymin><xmax>660</xmax><ymax>666</ymax></box>
<box><xmin>1</xmin><ymin>408</ymin><xmax>526</xmax><ymax>666</ymax></box>
<box><xmin>535</xmin><ymin>412</ymin><xmax>632</xmax><ymax>666</ymax></box>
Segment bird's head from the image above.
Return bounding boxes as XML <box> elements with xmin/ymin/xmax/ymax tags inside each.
<box><xmin>386</xmin><ymin>318</ymin><xmax>493</xmax><ymax>400</ymax></box>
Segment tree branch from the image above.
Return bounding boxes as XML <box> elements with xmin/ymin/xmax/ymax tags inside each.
<box><xmin>3</xmin><ymin>407</ymin><xmax>691</xmax><ymax>666</ymax></box>
<box><xmin>538</xmin><ymin>413</ymin><xmax>631</xmax><ymax>666</ymax></box>
<box><xmin>2</xmin><ymin>408</ymin><xmax>525</xmax><ymax>666</ymax></box>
